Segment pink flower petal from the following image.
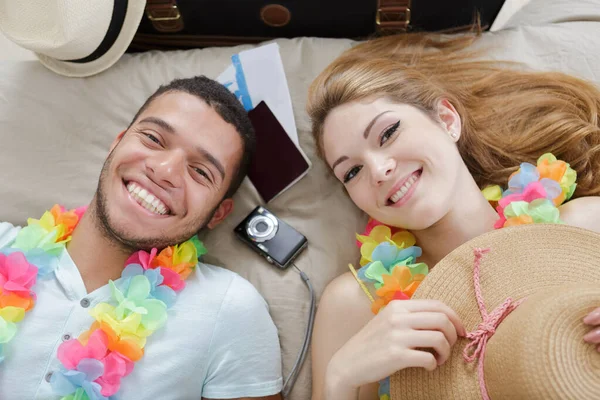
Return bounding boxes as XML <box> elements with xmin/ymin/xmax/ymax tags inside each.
<box><xmin>125</xmin><ymin>248</ymin><xmax>157</xmax><ymax>270</ymax></box>
<box><xmin>159</xmin><ymin>268</ymin><xmax>185</xmax><ymax>292</ymax></box>
<box><xmin>73</xmin><ymin>206</ymin><xmax>88</xmax><ymax>220</ymax></box>
<box><xmin>96</xmin><ymin>351</ymin><xmax>134</xmax><ymax>396</ymax></box>
<box><xmin>57</xmin><ymin>329</ymin><xmax>108</xmax><ymax>370</ymax></box>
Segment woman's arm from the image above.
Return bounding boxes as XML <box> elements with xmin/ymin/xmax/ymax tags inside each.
<box><xmin>311</xmin><ymin>272</ymin><xmax>465</xmax><ymax>400</ymax></box>
<box><xmin>559</xmin><ymin>196</ymin><xmax>600</xmax><ymax>233</ymax></box>
<box><xmin>311</xmin><ymin>272</ymin><xmax>378</xmax><ymax>400</ymax></box>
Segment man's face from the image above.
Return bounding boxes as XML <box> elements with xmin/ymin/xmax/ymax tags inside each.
<box><xmin>95</xmin><ymin>91</ymin><xmax>243</xmax><ymax>251</ymax></box>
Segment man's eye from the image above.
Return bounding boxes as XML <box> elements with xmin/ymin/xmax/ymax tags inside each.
<box><xmin>344</xmin><ymin>166</ymin><xmax>362</xmax><ymax>183</ymax></box>
<box><xmin>144</xmin><ymin>133</ymin><xmax>161</xmax><ymax>145</ymax></box>
<box><xmin>194</xmin><ymin>167</ymin><xmax>211</xmax><ymax>181</ymax></box>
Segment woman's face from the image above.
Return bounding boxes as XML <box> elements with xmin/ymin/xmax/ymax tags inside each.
<box><xmin>322</xmin><ymin>97</ymin><xmax>465</xmax><ymax>230</ymax></box>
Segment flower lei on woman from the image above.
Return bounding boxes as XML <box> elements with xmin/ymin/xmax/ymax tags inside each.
<box><xmin>0</xmin><ymin>205</ymin><xmax>206</xmax><ymax>399</ymax></box>
<box><xmin>352</xmin><ymin>153</ymin><xmax>576</xmax><ymax>400</ymax></box>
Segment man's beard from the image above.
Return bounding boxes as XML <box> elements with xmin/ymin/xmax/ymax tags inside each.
<box><xmin>93</xmin><ymin>150</ymin><xmax>216</xmax><ymax>252</ymax></box>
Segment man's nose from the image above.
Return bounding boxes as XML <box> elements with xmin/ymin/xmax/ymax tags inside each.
<box><xmin>147</xmin><ymin>150</ymin><xmax>185</xmax><ymax>188</ymax></box>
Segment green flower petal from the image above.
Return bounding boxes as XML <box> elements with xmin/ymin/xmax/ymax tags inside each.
<box><xmin>364</xmin><ymin>261</ymin><xmax>389</xmax><ymax>285</ymax></box>
<box><xmin>127</xmin><ymin>275</ymin><xmax>151</xmax><ymax>302</ymax></box>
<box><xmin>141</xmin><ymin>299</ymin><xmax>168</xmax><ymax>331</ymax></box>
<box><xmin>0</xmin><ymin>316</ymin><xmax>17</xmax><ymax>344</ymax></box>
<box><xmin>406</xmin><ymin>262</ymin><xmax>429</xmax><ymax>276</ymax></box>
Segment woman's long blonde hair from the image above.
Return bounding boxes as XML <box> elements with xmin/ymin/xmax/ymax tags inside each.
<box><xmin>307</xmin><ymin>30</ymin><xmax>600</xmax><ymax>197</ymax></box>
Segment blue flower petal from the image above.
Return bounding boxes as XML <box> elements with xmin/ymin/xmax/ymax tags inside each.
<box><xmin>82</xmin><ymin>380</ymin><xmax>107</xmax><ymax>400</ymax></box>
<box><xmin>152</xmin><ymin>285</ymin><xmax>177</xmax><ymax>308</ymax></box>
<box><xmin>540</xmin><ymin>178</ymin><xmax>562</xmax><ymax>200</ymax></box>
<box><xmin>122</xmin><ymin>264</ymin><xmax>144</xmax><ymax>278</ymax></box>
<box><xmin>50</xmin><ymin>368</ymin><xmax>85</xmax><ymax>395</ymax></box>
<box><xmin>371</xmin><ymin>242</ymin><xmax>399</xmax><ymax>268</ymax></box>
<box><xmin>77</xmin><ymin>358</ymin><xmax>104</xmax><ymax>382</ymax></box>
<box><xmin>508</xmin><ymin>162</ymin><xmax>539</xmax><ymax>191</ymax></box>
<box><xmin>144</xmin><ymin>268</ymin><xmax>162</xmax><ymax>288</ymax></box>
<box><xmin>378</xmin><ymin>377</ymin><xmax>390</xmax><ymax>398</ymax></box>
<box><xmin>394</xmin><ymin>246</ymin><xmax>422</xmax><ymax>263</ymax></box>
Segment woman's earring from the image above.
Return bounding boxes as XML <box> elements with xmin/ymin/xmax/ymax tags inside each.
<box><xmin>451</xmin><ymin>132</ymin><xmax>458</xmax><ymax>139</ymax></box>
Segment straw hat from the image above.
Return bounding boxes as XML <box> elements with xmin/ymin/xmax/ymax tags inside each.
<box><xmin>0</xmin><ymin>0</ymin><xmax>146</xmax><ymax>77</ymax></box>
<box><xmin>391</xmin><ymin>224</ymin><xmax>600</xmax><ymax>399</ymax></box>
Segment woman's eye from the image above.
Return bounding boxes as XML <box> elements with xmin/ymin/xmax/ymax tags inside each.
<box><xmin>344</xmin><ymin>166</ymin><xmax>362</xmax><ymax>183</ymax></box>
<box><xmin>380</xmin><ymin>120</ymin><xmax>400</xmax><ymax>146</ymax></box>
<box><xmin>144</xmin><ymin>133</ymin><xmax>161</xmax><ymax>145</ymax></box>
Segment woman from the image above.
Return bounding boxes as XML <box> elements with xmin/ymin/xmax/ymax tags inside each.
<box><xmin>307</xmin><ymin>29</ymin><xmax>600</xmax><ymax>400</ymax></box>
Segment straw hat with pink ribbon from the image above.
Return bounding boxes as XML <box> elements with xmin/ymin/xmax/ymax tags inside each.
<box><xmin>390</xmin><ymin>223</ymin><xmax>600</xmax><ymax>400</ymax></box>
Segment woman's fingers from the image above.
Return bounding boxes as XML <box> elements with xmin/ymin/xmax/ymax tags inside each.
<box><xmin>403</xmin><ymin>349</ymin><xmax>438</xmax><ymax>371</ymax></box>
<box><xmin>583</xmin><ymin>307</ymin><xmax>600</xmax><ymax>325</ymax></box>
<box><xmin>398</xmin><ymin>300</ymin><xmax>466</xmax><ymax>336</ymax></box>
<box><xmin>405</xmin><ymin>330</ymin><xmax>452</xmax><ymax>365</ymax></box>
<box><xmin>404</xmin><ymin>312</ymin><xmax>459</xmax><ymax>347</ymax></box>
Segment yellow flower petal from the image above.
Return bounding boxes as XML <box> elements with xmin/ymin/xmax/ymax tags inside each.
<box><xmin>355</xmin><ymin>233</ymin><xmax>372</xmax><ymax>244</ymax></box>
<box><xmin>0</xmin><ymin>306</ymin><xmax>25</xmax><ymax>323</ymax></box>
<box><xmin>369</xmin><ymin>225</ymin><xmax>392</xmax><ymax>243</ymax></box>
<box><xmin>360</xmin><ymin>242</ymin><xmax>378</xmax><ymax>261</ymax></box>
<box><xmin>391</xmin><ymin>231</ymin><xmax>416</xmax><ymax>248</ymax></box>
<box><xmin>481</xmin><ymin>185</ymin><xmax>503</xmax><ymax>202</ymax></box>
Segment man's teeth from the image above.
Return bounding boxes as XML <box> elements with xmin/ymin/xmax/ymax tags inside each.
<box><xmin>389</xmin><ymin>174</ymin><xmax>419</xmax><ymax>204</ymax></box>
<box><xmin>126</xmin><ymin>182</ymin><xmax>169</xmax><ymax>215</ymax></box>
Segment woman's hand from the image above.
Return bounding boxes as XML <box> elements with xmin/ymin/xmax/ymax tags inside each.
<box><xmin>326</xmin><ymin>299</ymin><xmax>466</xmax><ymax>394</ymax></box>
<box><xmin>584</xmin><ymin>307</ymin><xmax>600</xmax><ymax>351</ymax></box>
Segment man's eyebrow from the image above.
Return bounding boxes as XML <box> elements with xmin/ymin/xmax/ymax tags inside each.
<box><xmin>196</xmin><ymin>145</ymin><xmax>225</xmax><ymax>182</ymax></box>
<box><xmin>364</xmin><ymin>111</ymin><xmax>392</xmax><ymax>139</ymax></box>
<box><xmin>138</xmin><ymin>116</ymin><xmax>176</xmax><ymax>134</ymax></box>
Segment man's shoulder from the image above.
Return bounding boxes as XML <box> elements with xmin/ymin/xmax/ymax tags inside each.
<box><xmin>188</xmin><ymin>261</ymin><xmax>269</xmax><ymax>311</ymax></box>
<box><xmin>0</xmin><ymin>222</ymin><xmax>21</xmax><ymax>249</ymax></box>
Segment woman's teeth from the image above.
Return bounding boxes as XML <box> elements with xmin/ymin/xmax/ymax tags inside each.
<box><xmin>389</xmin><ymin>173</ymin><xmax>419</xmax><ymax>204</ymax></box>
<box><xmin>126</xmin><ymin>182</ymin><xmax>169</xmax><ymax>215</ymax></box>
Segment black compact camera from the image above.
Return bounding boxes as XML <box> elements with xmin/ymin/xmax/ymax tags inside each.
<box><xmin>234</xmin><ymin>206</ymin><xmax>308</xmax><ymax>269</ymax></box>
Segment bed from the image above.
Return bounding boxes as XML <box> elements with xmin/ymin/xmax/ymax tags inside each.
<box><xmin>1</xmin><ymin>0</ymin><xmax>599</xmax><ymax>398</ymax></box>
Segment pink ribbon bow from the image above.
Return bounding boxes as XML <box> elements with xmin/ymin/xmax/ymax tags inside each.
<box><xmin>462</xmin><ymin>248</ymin><xmax>525</xmax><ymax>400</ymax></box>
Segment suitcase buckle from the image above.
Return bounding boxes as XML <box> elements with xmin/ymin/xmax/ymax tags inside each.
<box><xmin>146</xmin><ymin>2</ymin><xmax>182</xmax><ymax>22</ymax></box>
<box><xmin>376</xmin><ymin>6</ymin><xmax>411</xmax><ymax>31</ymax></box>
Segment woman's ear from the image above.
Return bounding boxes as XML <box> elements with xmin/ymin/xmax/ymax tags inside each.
<box><xmin>437</xmin><ymin>99</ymin><xmax>462</xmax><ymax>142</ymax></box>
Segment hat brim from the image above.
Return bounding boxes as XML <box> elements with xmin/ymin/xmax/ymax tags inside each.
<box><xmin>390</xmin><ymin>223</ymin><xmax>600</xmax><ymax>399</ymax></box>
<box><xmin>36</xmin><ymin>0</ymin><xmax>146</xmax><ymax>78</ymax></box>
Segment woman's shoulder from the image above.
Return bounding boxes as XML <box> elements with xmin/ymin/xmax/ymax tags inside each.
<box><xmin>559</xmin><ymin>196</ymin><xmax>600</xmax><ymax>233</ymax></box>
<box><xmin>321</xmin><ymin>271</ymin><xmax>374</xmax><ymax>313</ymax></box>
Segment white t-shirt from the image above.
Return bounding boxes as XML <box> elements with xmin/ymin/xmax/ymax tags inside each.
<box><xmin>0</xmin><ymin>222</ymin><xmax>282</xmax><ymax>399</ymax></box>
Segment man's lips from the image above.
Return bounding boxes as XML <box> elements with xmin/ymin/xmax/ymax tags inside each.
<box><xmin>124</xmin><ymin>180</ymin><xmax>171</xmax><ymax>216</ymax></box>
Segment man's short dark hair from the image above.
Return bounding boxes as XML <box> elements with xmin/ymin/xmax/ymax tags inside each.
<box><xmin>130</xmin><ymin>76</ymin><xmax>255</xmax><ymax>199</ymax></box>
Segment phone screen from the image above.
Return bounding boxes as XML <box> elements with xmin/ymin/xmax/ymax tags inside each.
<box><xmin>247</xmin><ymin>101</ymin><xmax>311</xmax><ymax>203</ymax></box>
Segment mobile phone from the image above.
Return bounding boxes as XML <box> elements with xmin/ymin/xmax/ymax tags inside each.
<box><xmin>234</xmin><ymin>206</ymin><xmax>308</xmax><ymax>269</ymax></box>
<box><xmin>246</xmin><ymin>101</ymin><xmax>312</xmax><ymax>203</ymax></box>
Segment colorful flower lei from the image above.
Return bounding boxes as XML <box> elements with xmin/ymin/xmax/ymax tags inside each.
<box><xmin>0</xmin><ymin>205</ymin><xmax>206</xmax><ymax>399</ymax></box>
<box><xmin>352</xmin><ymin>153</ymin><xmax>575</xmax><ymax>400</ymax></box>
<box><xmin>482</xmin><ymin>153</ymin><xmax>576</xmax><ymax>228</ymax></box>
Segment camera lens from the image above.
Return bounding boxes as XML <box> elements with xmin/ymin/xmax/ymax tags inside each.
<box><xmin>246</xmin><ymin>212</ymin><xmax>278</xmax><ymax>242</ymax></box>
<box><xmin>256</xmin><ymin>221</ymin><xmax>269</xmax><ymax>233</ymax></box>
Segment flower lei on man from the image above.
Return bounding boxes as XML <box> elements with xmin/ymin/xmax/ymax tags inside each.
<box><xmin>351</xmin><ymin>153</ymin><xmax>576</xmax><ymax>400</ymax></box>
<box><xmin>0</xmin><ymin>205</ymin><xmax>206</xmax><ymax>399</ymax></box>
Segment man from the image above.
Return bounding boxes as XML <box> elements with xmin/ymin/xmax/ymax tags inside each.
<box><xmin>0</xmin><ymin>76</ymin><xmax>282</xmax><ymax>399</ymax></box>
